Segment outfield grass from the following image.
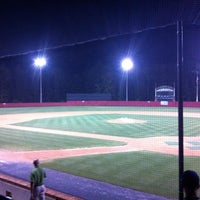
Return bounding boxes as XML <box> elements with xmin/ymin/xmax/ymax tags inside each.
<box><xmin>0</xmin><ymin>106</ymin><xmax>200</xmax><ymax>199</ymax></box>
<box><xmin>0</xmin><ymin>105</ymin><xmax>178</xmax><ymax>114</ymax></box>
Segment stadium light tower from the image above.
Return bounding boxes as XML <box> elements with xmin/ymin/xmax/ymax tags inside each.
<box><xmin>34</xmin><ymin>57</ymin><xmax>47</xmax><ymax>103</ymax></box>
<box><xmin>121</xmin><ymin>58</ymin><xmax>133</xmax><ymax>101</ymax></box>
<box><xmin>196</xmin><ymin>70</ymin><xmax>199</xmax><ymax>102</ymax></box>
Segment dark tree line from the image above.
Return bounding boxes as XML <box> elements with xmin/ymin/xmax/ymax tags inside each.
<box><xmin>0</xmin><ymin>27</ymin><xmax>199</xmax><ymax>103</ymax></box>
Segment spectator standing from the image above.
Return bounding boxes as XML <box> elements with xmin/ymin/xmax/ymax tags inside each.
<box><xmin>30</xmin><ymin>159</ymin><xmax>46</xmax><ymax>200</ymax></box>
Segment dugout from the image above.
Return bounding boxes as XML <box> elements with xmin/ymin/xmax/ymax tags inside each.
<box><xmin>155</xmin><ymin>85</ymin><xmax>175</xmax><ymax>102</ymax></box>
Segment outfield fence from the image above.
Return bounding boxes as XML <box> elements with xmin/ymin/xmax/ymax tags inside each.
<box><xmin>0</xmin><ymin>101</ymin><xmax>200</xmax><ymax>108</ymax></box>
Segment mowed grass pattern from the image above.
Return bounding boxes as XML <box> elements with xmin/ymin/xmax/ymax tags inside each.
<box><xmin>15</xmin><ymin>114</ymin><xmax>200</xmax><ymax>137</ymax></box>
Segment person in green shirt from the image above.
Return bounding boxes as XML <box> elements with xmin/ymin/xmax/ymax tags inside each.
<box><xmin>30</xmin><ymin>159</ymin><xmax>46</xmax><ymax>200</ymax></box>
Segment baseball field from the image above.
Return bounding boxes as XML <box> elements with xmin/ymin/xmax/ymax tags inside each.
<box><xmin>0</xmin><ymin>105</ymin><xmax>200</xmax><ymax>199</ymax></box>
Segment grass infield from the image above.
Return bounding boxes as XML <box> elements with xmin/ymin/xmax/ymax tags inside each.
<box><xmin>0</xmin><ymin>106</ymin><xmax>200</xmax><ymax>199</ymax></box>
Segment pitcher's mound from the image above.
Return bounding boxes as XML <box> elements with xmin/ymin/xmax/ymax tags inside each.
<box><xmin>107</xmin><ymin>117</ymin><xmax>146</xmax><ymax>124</ymax></box>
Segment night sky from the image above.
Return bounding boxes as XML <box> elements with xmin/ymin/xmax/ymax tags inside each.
<box><xmin>0</xmin><ymin>0</ymin><xmax>200</xmax><ymax>102</ymax></box>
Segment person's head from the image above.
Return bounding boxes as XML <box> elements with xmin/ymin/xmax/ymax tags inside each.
<box><xmin>182</xmin><ymin>170</ymin><xmax>200</xmax><ymax>196</ymax></box>
<box><xmin>33</xmin><ymin>159</ymin><xmax>40</xmax><ymax>167</ymax></box>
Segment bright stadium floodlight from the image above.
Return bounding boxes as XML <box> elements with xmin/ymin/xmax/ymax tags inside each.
<box><xmin>121</xmin><ymin>58</ymin><xmax>133</xmax><ymax>101</ymax></box>
<box><xmin>34</xmin><ymin>57</ymin><xmax>46</xmax><ymax>68</ymax></box>
<box><xmin>34</xmin><ymin>57</ymin><xmax>47</xmax><ymax>103</ymax></box>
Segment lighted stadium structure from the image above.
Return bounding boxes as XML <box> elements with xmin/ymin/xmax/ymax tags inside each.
<box><xmin>155</xmin><ymin>85</ymin><xmax>175</xmax><ymax>102</ymax></box>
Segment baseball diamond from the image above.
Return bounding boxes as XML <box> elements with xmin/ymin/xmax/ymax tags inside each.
<box><xmin>0</xmin><ymin>110</ymin><xmax>200</xmax><ymax>162</ymax></box>
<box><xmin>0</xmin><ymin>105</ymin><xmax>200</xmax><ymax>199</ymax></box>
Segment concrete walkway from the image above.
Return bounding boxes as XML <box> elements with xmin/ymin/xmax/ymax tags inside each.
<box><xmin>0</xmin><ymin>161</ymin><xmax>173</xmax><ymax>200</ymax></box>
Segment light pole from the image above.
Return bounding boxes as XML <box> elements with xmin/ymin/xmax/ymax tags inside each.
<box><xmin>34</xmin><ymin>57</ymin><xmax>46</xmax><ymax>103</ymax></box>
<box><xmin>196</xmin><ymin>70</ymin><xmax>199</xmax><ymax>102</ymax></box>
<box><xmin>121</xmin><ymin>58</ymin><xmax>133</xmax><ymax>101</ymax></box>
